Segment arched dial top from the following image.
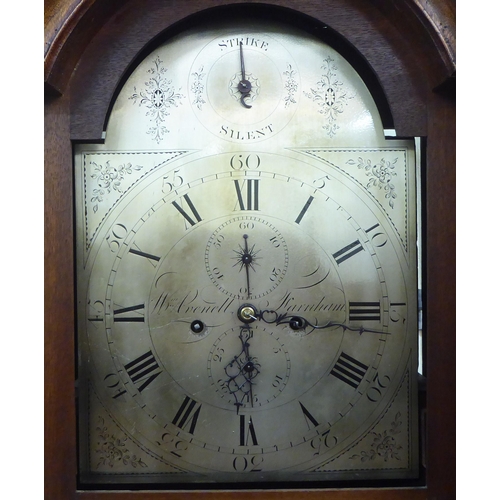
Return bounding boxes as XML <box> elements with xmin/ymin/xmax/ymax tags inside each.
<box><xmin>103</xmin><ymin>19</ymin><xmax>385</xmax><ymax>151</ymax></box>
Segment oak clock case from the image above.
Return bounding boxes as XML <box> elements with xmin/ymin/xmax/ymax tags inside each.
<box><xmin>74</xmin><ymin>18</ymin><xmax>419</xmax><ymax>487</ymax></box>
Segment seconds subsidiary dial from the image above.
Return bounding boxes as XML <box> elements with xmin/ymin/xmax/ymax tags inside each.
<box><xmin>205</xmin><ymin>215</ymin><xmax>289</xmax><ymax>300</ymax></box>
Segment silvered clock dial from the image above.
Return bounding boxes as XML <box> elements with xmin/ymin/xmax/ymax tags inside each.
<box><xmin>75</xmin><ymin>16</ymin><xmax>419</xmax><ymax>487</ymax></box>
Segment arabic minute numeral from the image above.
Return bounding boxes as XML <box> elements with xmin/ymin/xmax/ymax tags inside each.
<box><xmin>211</xmin><ymin>347</ymin><xmax>225</xmax><ymax>363</ymax></box>
<box><xmin>366</xmin><ymin>223</ymin><xmax>388</xmax><ymax>248</ymax></box>
<box><xmin>157</xmin><ymin>432</ymin><xmax>189</xmax><ymax>458</ymax></box>
<box><xmin>103</xmin><ymin>372</ymin><xmax>127</xmax><ymax>400</ymax></box>
<box><xmin>232</xmin><ymin>455</ymin><xmax>264</xmax><ymax>472</ymax></box>
<box><xmin>269</xmin><ymin>236</ymin><xmax>281</xmax><ymax>248</ymax></box>
<box><xmin>162</xmin><ymin>169</ymin><xmax>184</xmax><ymax>194</ymax></box>
<box><xmin>269</xmin><ymin>267</ymin><xmax>281</xmax><ymax>282</ymax></box>
<box><xmin>313</xmin><ymin>175</ymin><xmax>331</xmax><ymax>189</ymax></box>
<box><xmin>212</xmin><ymin>267</ymin><xmax>224</xmax><ymax>280</ymax></box>
<box><xmin>230</xmin><ymin>154</ymin><xmax>261</xmax><ymax>170</ymax></box>
<box><xmin>390</xmin><ymin>302</ymin><xmax>407</xmax><ymax>323</ymax></box>
<box><xmin>331</xmin><ymin>224</ymin><xmax>386</xmax><ymax>264</ymax></box>
<box><xmin>88</xmin><ymin>299</ymin><xmax>104</xmax><ymax>323</ymax></box>
<box><xmin>106</xmin><ymin>223</ymin><xmax>128</xmax><ymax>253</ymax></box>
<box><xmin>311</xmin><ymin>429</ymin><xmax>338</xmax><ymax>456</ymax></box>
<box><xmin>212</xmin><ymin>234</ymin><xmax>225</xmax><ymax>249</ymax></box>
<box><xmin>366</xmin><ymin>372</ymin><xmax>391</xmax><ymax>403</ymax></box>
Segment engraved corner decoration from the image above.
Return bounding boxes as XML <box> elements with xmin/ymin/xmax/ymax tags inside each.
<box><xmin>95</xmin><ymin>415</ymin><xmax>148</xmax><ymax>470</ymax></box>
<box><xmin>90</xmin><ymin>161</ymin><xmax>143</xmax><ymax>214</ymax></box>
<box><xmin>345</xmin><ymin>368</ymin><xmax>411</xmax><ymax>469</ymax></box>
<box><xmin>82</xmin><ymin>150</ymin><xmax>193</xmax><ymax>255</ymax></box>
<box><xmin>88</xmin><ymin>385</ymin><xmax>152</xmax><ymax>473</ymax></box>
<box><xmin>314</xmin><ymin>364</ymin><xmax>413</xmax><ymax>473</ymax></box>
<box><xmin>87</xmin><ymin>383</ymin><xmax>187</xmax><ymax>475</ymax></box>
<box><xmin>129</xmin><ymin>55</ymin><xmax>185</xmax><ymax>143</ymax></box>
<box><xmin>292</xmin><ymin>148</ymin><xmax>409</xmax><ymax>254</ymax></box>
<box><xmin>348</xmin><ymin>412</ymin><xmax>404</xmax><ymax>463</ymax></box>
<box><xmin>304</xmin><ymin>56</ymin><xmax>354</xmax><ymax>137</ymax></box>
<box><xmin>346</xmin><ymin>156</ymin><xmax>398</xmax><ymax>209</ymax></box>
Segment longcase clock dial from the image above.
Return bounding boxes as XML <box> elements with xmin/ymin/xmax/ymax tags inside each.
<box><xmin>75</xmin><ymin>16</ymin><xmax>419</xmax><ymax>487</ymax></box>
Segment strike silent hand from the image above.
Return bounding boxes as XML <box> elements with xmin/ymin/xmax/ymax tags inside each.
<box><xmin>238</xmin><ymin>42</ymin><xmax>252</xmax><ymax>108</ymax></box>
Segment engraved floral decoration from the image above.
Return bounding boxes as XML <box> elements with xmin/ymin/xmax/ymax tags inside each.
<box><xmin>347</xmin><ymin>156</ymin><xmax>398</xmax><ymax>208</ymax></box>
<box><xmin>90</xmin><ymin>160</ymin><xmax>143</xmax><ymax>213</ymax></box>
<box><xmin>283</xmin><ymin>64</ymin><xmax>298</xmax><ymax>108</ymax></box>
<box><xmin>349</xmin><ymin>412</ymin><xmax>403</xmax><ymax>463</ymax></box>
<box><xmin>191</xmin><ymin>66</ymin><xmax>207</xmax><ymax>110</ymax></box>
<box><xmin>129</xmin><ymin>55</ymin><xmax>185</xmax><ymax>143</ymax></box>
<box><xmin>304</xmin><ymin>56</ymin><xmax>353</xmax><ymax>137</ymax></box>
<box><xmin>95</xmin><ymin>416</ymin><xmax>148</xmax><ymax>469</ymax></box>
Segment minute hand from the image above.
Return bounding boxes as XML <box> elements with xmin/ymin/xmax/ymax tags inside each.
<box><xmin>254</xmin><ymin>309</ymin><xmax>390</xmax><ymax>336</ymax></box>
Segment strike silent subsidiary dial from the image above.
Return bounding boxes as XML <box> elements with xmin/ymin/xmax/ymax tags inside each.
<box><xmin>188</xmin><ymin>31</ymin><xmax>300</xmax><ymax>142</ymax></box>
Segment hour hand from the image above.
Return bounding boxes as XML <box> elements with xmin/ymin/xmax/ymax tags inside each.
<box><xmin>255</xmin><ymin>309</ymin><xmax>390</xmax><ymax>336</ymax></box>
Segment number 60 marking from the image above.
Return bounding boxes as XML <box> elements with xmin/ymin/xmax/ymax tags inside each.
<box><xmin>230</xmin><ymin>154</ymin><xmax>261</xmax><ymax>170</ymax></box>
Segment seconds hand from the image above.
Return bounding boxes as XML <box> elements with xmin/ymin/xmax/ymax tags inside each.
<box><xmin>242</xmin><ymin>234</ymin><xmax>252</xmax><ymax>298</ymax></box>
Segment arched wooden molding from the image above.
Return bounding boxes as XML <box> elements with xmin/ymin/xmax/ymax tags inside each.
<box><xmin>44</xmin><ymin>0</ymin><xmax>455</xmax><ymax>140</ymax></box>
